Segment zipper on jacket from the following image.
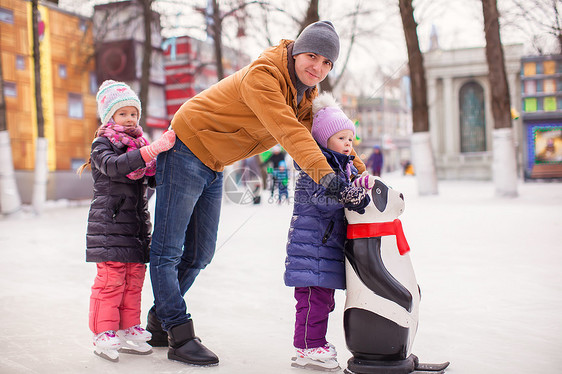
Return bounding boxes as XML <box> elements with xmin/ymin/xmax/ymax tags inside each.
<box><xmin>322</xmin><ymin>219</ymin><xmax>335</xmax><ymax>244</ymax></box>
<box><xmin>112</xmin><ymin>196</ymin><xmax>126</xmax><ymax>222</ymax></box>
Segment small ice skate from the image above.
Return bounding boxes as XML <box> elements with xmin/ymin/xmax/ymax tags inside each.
<box><xmin>117</xmin><ymin>325</ymin><xmax>153</xmax><ymax>355</ymax></box>
<box><xmin>291</xmin><ymin>343</ymin><xmax>340</xmax><ymax>372</ymax></box>
<box><xmin>93</xmin><ymin>330</ymin><xmax>121</xmax><ymax>362</ymax></box>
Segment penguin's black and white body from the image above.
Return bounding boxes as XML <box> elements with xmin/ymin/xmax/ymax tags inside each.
<box><xmin>343</xmin><ymin>176</ymin><xmax>421</xmax><ymax>373</ymax></box>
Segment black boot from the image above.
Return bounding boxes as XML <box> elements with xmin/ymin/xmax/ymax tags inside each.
<box><xmin>146</xmin><ymin>306</ymin><xmax>168</xmax><ymax>347</ymax></box>
<box><xmin>167</xmin><ymin>320</ymin><xmax>219</xmax><ymax>366</ymax></box>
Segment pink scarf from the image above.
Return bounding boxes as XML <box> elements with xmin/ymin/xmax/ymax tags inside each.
<box><xmin>96</xmin><ymin>120</ymin><xmax>156</xmax><ymax>180</ymax></box>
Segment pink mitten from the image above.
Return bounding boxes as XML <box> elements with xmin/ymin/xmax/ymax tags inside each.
<box><xmin>140</xmin><ymin>130</ymin><xmax>176</xmax><ymax>162</ymax></box>
<box><xmin>352</xmin><ymin>172</ymin><xmax>375</xmax><ymax>190</ymax></box>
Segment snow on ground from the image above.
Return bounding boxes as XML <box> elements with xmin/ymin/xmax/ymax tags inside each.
<box><xmin>0</xmin><ymin>172</ymin><xmax>560</xmax><ymax>374</ymax></box>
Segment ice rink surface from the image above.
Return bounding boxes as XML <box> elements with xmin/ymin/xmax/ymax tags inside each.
<box><xmin>1</xmin><ymin>172</ymin><xmax>560</xmax><ymax>373</ymax></box>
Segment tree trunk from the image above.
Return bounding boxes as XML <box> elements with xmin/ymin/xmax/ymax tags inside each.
<box><xmin>299</xmin><ymin>0</ymin><xmax>319</xmax><ymax>33</ymax></box>
<box><xmin>212</xmin><ymin>0</ymin><xmax>225</xmax><ymax>81</ymax></box>
<box><xmin>398</xmin><ymin>0</ymin><xmax>437</xmax><ymax>195</ymax></box>
<box><xmin>139</xmin><ymin>0</ymin><xmax>152</xmax><ymax>132</ymax></box>
<box><xmin>0</xmin><ymin>46</ymin><xmax>22</xmax><ymax>215</ymax></box>
<box><xmin>482</xmin><ymin>0</ymin><xmax>518</xmax><ymax>197</ymax></box>
<box><xmin>32</xmin><ymin>0</ymin><xmax>48</xmax><ymax>214</ymax></box>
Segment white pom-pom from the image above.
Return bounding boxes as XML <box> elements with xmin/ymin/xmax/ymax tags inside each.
<box><xmin>312</xmin><ymin>92</ymin><xmax>340</xmax><ymax>115</ymax></box>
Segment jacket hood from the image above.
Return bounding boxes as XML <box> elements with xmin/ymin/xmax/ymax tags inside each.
<box><xmin>293</xmin><ymin>143</ymin><xmax>354</xmax><ymax>173</ymax></box>
<box><xmin>258</xmin><ymin>39</ymin><xmax>293</xmax><ymax>86</ymax></box>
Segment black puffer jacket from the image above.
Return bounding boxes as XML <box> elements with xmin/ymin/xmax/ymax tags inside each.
<box><xmin>85</xmin><ymin>137</ymin><xmax>154</xmax><ymax>263</ymax></box>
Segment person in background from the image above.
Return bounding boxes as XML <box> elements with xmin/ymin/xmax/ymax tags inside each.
<box><xmin>79</xmin><ymin>80</ymin><xmax>175</xmax><ymax>362</ymax></box>
<box><xmin>366</xmin><ymin>145</ymin><xmax>384</xmax><ymax>176</ymax></box>
<box><xmin>271</xmin><ymin>160</ymin><xmax>289</xmax><ymax>204</ymax></box>
<box><xmin>146</xmin><ymin>21</ymin><xmax>369</xmax><ymax>367</ymax></box>
<box><xmin>284</xmin><ymin>93</ymin><xmax>374</xmax><ymax>371</ymax></box>
<box><xmin>240</xmin><ymin>155</ymin><xmax>263</xmax><ymax>204</ymax></box>
<box><xmin>266</xmin><ymin>145</ymin><xmax>287</xmax><ymax>196</ymax></box>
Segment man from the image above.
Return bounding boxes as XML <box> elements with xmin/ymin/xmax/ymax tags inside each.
<box><xmin>148</xmin><ymin>21</ymin><xmax>368</xmax><ymax>366</ymax></box>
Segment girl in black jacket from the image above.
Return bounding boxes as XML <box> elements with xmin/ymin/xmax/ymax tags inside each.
<box><xmin>79</xmin><ymin>80</ymin><xmax>175</xmax><ymax>362</ymax></box>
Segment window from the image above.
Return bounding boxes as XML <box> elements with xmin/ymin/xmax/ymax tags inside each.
<box><xmin>543</xmin><ymin>79</ymin><xmax>555</xmax><ymax>93</ymax></box>
<box><xmin>16</xmin><ymin>55</ymin><xmax>25</xmax><ymax>70</ymax></box>
<box><xmin>68</xmin><ymin>93</ymin><xmax>83</xmax><ymax>118</ymax></box>
<box><xmin>459</xmin><ymin>82</ymin><xmax>486</xmax><ymax>153</ymax></box>
<box><xmin>4</xmin><ymin>82</ymin><xmax>16</xmax><ymax>97</ymax></box>
<box><xmin>71</xmin><ymin>158</ymin><xmax>86</xmax><ymax>171</ymax></box>
<box><xmin>525</xmin><ymin>98</ymin><xmax>537</xmax><ymax>112</ymax></box>
<box><xmin>79</xmin><ymin>19</ymin><xmax>87</xmax><ymax>32</ymax></box>
<box><xmin>536</xmin><ymin>61</ymin><xmax>544</xmax><ymax>75</ymax></box>
<box><xmin>524</xmin><ymin>80</ymin><xmax>536</xmax><ymax>95</ymax></box>
<box><xmin>89</xmin><ymin>72</ymin><xmax>97</xmax><ymax>94</ymax></box>
<box><xmin>59</xmin><ymin>64</ymin><xmax>67</xmax><ymax>79</ymax></box>
<box><xmin>0</xmin><ymin>8</ymin><xmax>13</xmax><ymax>24</ymax></box>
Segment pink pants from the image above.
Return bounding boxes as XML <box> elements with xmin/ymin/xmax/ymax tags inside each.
<box><xmin>89</xmin><ymin>261</ymin><xmax>146</xmax><ymax>334</ymax></box>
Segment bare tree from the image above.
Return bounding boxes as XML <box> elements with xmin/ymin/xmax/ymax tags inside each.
<box><xmin>278</xmin><ymin>0</ymin><xmax>380</xmax><ymax>93</ymax></box>
<box><xmin>0</xmin><ymin>46</ymin><xmax>22</xmax><ymax>215</ymax></box>
<box><xmin>201</xmin><ymin>0</ymin><xmax>269</xmax><ymax>81</ymax></box>
<box><xmin>139</xmin><ymin>0</ymin><xmax>153</xmax><ymax>131</ymax></box>
<box><xmin>508</xmin><ymin>0</ymin><xmax>562</xmax><ymax>54</ymax></box>
<box><xmin>398</xmin><ymin>0</ymin><xmax>437</xmax><ymax>195</ymax></box>
<box><xmin>31</xmin><ymin>0</ymin><xmax>48</xmax><ymax>214</ymax></box>
<box><xmin>482</xmin><ymin>0</ymin><xmax>518</xmax><ymax>197</ymax></box>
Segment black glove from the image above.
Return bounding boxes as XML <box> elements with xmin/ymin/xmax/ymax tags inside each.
<box><xmin>319</xmin><ymin>173</ymin><xmax>370</xmax><ymax>214</ymax></box>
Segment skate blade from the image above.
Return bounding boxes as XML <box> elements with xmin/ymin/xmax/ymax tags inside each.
<box><xmin>94</xmin><ymin>350</ymin><xmax>119</xmax><ymax>362</ymax></box>
<box><xmin>291</xmin><ymin>356</ymin><xmax>340</xmax><ymax>372</ymax></box>
<box><xmin>416</xmin><ymin>361</ymin><xmax>450</xmax><ymax>371</ymax></box>
<box><xmin>119</xmin><ymin>347</ymin><xmax>153</xmax><ymax>355</ymax></box>
<box><xmin>119</xmin><ymin>341</ymin><xmax>153</xmax><ymax>355</ymax></box>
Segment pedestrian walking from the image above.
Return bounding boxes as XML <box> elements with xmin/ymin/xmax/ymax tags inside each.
<box><xmin>366</xmin><ymin>145</ymin><xmax>384</xmax><ymax>176</ymax></box>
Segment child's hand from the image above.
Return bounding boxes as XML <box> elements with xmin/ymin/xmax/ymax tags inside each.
<box><xmin>352</xmin><ymin>172</ymin><xmax>375</xmax><ymax>190</ymax></box>
<box><xmin>340</xmin><ymin>185</ymin><xmax>371</xmax><ymax>214</ymax></box>
<box><xmin>140</xmin><ymin>130</ymin><xmax>176</xmax><ymax>162</ymax></box>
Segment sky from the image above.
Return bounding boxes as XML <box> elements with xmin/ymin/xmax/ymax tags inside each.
<box><xmin>1</xmin><ymin>171</ymin><xmax>561</xmax><ymax>373</ymax></box>
<box><xmin>56</xmin><ymin>0</ymin><xmax>543</xmax><ymax>92</ymax></box>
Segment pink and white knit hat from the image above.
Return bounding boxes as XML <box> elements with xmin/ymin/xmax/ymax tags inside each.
<box><xmin>96</xmin><ymin>80</ymin><xmax>142</xmax><ymax>125</ymax></box>
<box><xmin>311</xmin><ymin>93</ymin><xmax>355</xmax><ymax>148</ymax></box>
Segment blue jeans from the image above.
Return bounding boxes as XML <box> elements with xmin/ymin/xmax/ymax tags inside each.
<box><xmin>150</xmin><ymin>139</ymin><xmax>223</xmax><ymax>331</ymax></box>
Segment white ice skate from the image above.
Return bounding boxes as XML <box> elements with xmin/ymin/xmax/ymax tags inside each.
<box><xmin>117</xmin><ymin>325</ymin><xmax>153</xmax><ymax>355</ymax></box>
<box><xmin>93</xmin><ymin>330</ymin><xmax>121</xmax><ymax>362</ymax></box>
<box><xmin>291</xmin><ymin>343</ymin><xmax>340</xmax><ymax>372</ymax></box>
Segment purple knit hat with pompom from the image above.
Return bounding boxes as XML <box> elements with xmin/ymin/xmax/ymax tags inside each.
<box><xmin>311</xmin><ymin>93</ymin><xmax>355</xmax><ymax>148</ymax></box>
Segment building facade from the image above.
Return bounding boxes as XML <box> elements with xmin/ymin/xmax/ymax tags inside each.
<box><xmin>93</xmin><ymin>1</ymin><xmax>168</xmax><ymax>131</ymax></box>
<box><xmin>424</xmin><ymin>44</ymin><xmax>524</xmax><ymax>180</ymax></box>
<box><xmin>162</xmin><ymin>35</ymin><xmax>251</xmax><ymax>121</ymax></box>
<box><xmin>520</xmin><ymin>54</ymin><xmax>562</xmax><ymax>180</ymax></box>
<box><xmin>1</xmin><ymin>0</ymin><xmax>98</xmax><ymax>201</ymax></box>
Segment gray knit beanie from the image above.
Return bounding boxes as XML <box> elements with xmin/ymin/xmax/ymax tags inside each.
<box><xmin>292</xmin><ymin>21</ymin><xmax>340</xmax><ymax>64</ymax></box>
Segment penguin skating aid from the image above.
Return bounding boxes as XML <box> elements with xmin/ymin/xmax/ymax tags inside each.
<box><xmin>343</xmin><ymin>177</ymin><xmax>449</xmax><ymax>374</ymax></box>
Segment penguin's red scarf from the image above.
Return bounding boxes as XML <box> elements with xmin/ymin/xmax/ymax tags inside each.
<box><xmin>347</xmin><ymin>219</ymin><xmax>410</xmax><ymax>255</ymax></box>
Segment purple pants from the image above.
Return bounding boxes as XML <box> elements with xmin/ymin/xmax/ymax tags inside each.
<box><xmin>293</xmin><ymin>286</ymin><xmax>335</xmax><ymax>349</ymax></box>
